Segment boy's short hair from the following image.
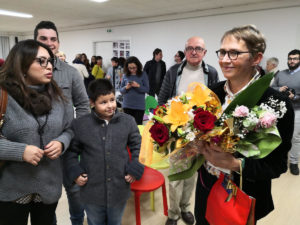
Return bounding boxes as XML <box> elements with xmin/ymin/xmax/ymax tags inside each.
<box><xmin>88</xmin><ymin>79</ymin><xmax>115</xmax><ymax>102</ymax></box>
<box><xmin>34</xmin><ymin>21</ymin><xmax>59</xmax><ymax>42</ymax></box>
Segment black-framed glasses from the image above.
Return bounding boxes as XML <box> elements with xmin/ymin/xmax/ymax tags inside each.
<box><xmin>35</xmin><ymin>57</ymin><xmax>54</xmax><ymax>68</ymax></box>
<box><xmin>185</xmin><ymin>46</ymin><xmax>205</xmax><ymax>53</ymax></box>
<box><xmin>288</xmin><ymin>57</ymin><xmax>300</xmax><ymax>61</ymax></box>
<box><xmin>216</xmin><ymin>49</ymin><xmax>251</xmax><ymax>60</ymax></box>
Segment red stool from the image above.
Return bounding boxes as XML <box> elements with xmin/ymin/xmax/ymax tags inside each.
<box><xmin>130</xmin><ymin>166</ymin><xmax>168</xmax><ymax>225</ymax></box>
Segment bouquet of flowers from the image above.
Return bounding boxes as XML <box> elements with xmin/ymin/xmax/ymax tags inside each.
<box><xmin>200</xmin><ymin>98</ymin><xmax>287</xmax><ymax>158</ymax></box>
<box><xmin>148</xmin><ymin>82</ymin><xmax>222</xmax><ymax>154</ymax></box>
<box><xmin>139</xmin><ymin>73</ymin><xmax>286</xmax><ymax>181</ymax></box>
<box><xmin>139</xmin><ymin>82</ymin><xmax>222</xmax><ymax>176</ymax></box>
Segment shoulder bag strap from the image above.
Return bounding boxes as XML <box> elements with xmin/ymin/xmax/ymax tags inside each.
<box><xmin>0</xmin><ymin>88</ymin><xmax>8</xmax><ymax>128</ymax></box>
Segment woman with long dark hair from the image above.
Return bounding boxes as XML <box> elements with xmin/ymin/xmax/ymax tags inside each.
<box><xmin>120</xmin><ymin>56</ymin><xmax>149</xmax><ymax>125</ymax></box>
<box><xmin>0</xmin><ymin>39</ymin><xmax>73</xmax><ymax>225</ymax></box>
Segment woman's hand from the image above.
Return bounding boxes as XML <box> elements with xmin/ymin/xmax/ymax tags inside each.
<box><xmin>125</xmin><ymin>174</ymin><xmax>136</xmax><ymax>183</ymax></box>
<box><xmin>202</xmin><ymin>142</ymin><xmax>240</xmax><ymax>171</ymax></box>
<box><xmin>23</xmin><ymin>145</ymin><xmax>44</xmax><ymax>166</ymax></box>
<box><xmin>44</xmin><ymin>141</ymin><xmax>63</xmax><ymax>160</ymax></box>
<box><xmin>131</xmin><ymin>81</ymin><xmax>140</xmax><ymax>88</ymax></box>
<box><xmin>75</xmin><ymin>174</ymin><xmax>88</xmax><ymax>186</ymax></box>
<box><xmin>125</xmin><ymin>82</ymin><xmax>132</xmax><ymax>90</ymax></box>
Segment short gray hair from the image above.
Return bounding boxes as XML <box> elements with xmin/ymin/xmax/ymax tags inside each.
<box><xmin>267</xmin><ymin>57</ymin><xmax>279</xmax><ymax>66</ymax></box>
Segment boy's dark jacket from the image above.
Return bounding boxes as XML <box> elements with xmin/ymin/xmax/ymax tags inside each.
<box><xmin>63</xmin><ymin>110</ymin><xmax>144</xmax><ymax>207</ymax></box>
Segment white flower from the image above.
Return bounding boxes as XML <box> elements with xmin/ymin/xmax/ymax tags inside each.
<box><xmin>148</xmin><ymin>112</ymin><xmax>154</xmax><ymax>120</ymax></box>
<box><xmin>186</xmin><ymin>132</ymin><xmax>196</xmax><ymax>141</ymax></box>
<box><xmin>188</xmin><ymin>109</ymin><xmax>194</xmax><ymax>120</ymax></box>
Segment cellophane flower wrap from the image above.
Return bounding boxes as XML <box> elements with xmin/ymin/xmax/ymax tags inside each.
<box><xmin>139</xmin><ymin>73</ymin><xmax>286</xmax><ymax>181</ymax></box>
<box><xmin>139</xmin><ymin>82</ymin><xmax>223</xmax><ymax>178</ymax></box>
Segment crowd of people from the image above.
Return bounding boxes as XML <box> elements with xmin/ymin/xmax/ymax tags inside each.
<box><xmin>0</xmin><ymin>19</ymin><xmax>299</xmax><ymax>225</ymax></box>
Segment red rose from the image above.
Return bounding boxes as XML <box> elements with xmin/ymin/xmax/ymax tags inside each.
<box><xmin>193</xmin><ymin>109</ymin><xmax>216</xmax><ymax>133</ymax></box>
<box><xmin>149</xmin><ymin>122</ymin><xmax>169</xmax><ymax>146</ymax></box>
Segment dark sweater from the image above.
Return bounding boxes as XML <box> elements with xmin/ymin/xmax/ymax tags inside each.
<box><xmin>196</xmin><ymin>81</ymin><xmax>294</xmax><ymax>223</ymax></box>
<box><xmin>64</xmin><ymin>110</ymin><xmax>144</xmax><ymax>207</ymax></box>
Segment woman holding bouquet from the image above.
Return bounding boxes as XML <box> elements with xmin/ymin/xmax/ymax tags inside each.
<box><xmin>194</xmin><ymin>25</ymin><xmax>294</xmax><ymax>224</ymax></box>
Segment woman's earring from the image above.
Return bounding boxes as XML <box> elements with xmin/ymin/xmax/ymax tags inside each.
<box><xmin>23</xmin><ymin>74</ymin><xmax>27</xmax><ymax>78</ymax></box>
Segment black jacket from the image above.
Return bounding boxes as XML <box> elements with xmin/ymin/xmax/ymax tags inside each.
<box><xmin>158</xmin><ymin>60</ymin><xmax>219</xmax><ymax>105</ymax></box>
<box><xmin>143</xmin><ymin>59</ymin><xmax>166</xmax><ymax>96</ymax></box>
<box><xmin>195</xmin><ymin>81</ymin><xmax>294</xmax><ymax>223</ymax></box>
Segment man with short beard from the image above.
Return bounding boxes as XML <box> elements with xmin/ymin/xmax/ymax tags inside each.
<box><xmin>272</xmin><ymin>49</ymin><xmax>300</xmax><ymax>175</ymax></box>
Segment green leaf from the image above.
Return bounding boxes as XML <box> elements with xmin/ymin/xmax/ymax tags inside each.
<box><xmin>168</xmin><ymin>155</ymin><xmax>205</xmax><ymax>181</ymax></box>
<box><xmin>223</xmin><ymin>73</ymin><xmax>274</xmax><ymax>115</ymax></box>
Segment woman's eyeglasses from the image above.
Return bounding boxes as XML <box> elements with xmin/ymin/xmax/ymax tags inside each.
<box><xmin>216</xmin><ymin>50</ymin><xmax>251</xmax><ymax>60</ymax></box>
<box><xmin>35</xmin><ymin>57</ymin><xmax>54</xmax><ymax>68</ymax></box>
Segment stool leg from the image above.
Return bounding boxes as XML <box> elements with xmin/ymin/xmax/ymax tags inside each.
<box><xmin>150</xmin><ymin>191</ymin><xmax>155</xmax><ymax>211</ymax></box>
<box><xmin>161</xmin><ymin>181</ymin><xmax>168</xmax><ymax>216</ymax></box>
<box><xmin>134</xmin><ymin>191</ymin><xmax>142</xmax><ymax>225</ymax></box>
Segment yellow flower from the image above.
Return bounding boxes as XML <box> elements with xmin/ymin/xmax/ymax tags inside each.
<box><xmin>187</xmin><ymin>83</ymin><xmax>212</xmax><ymax>108</ymax></box>
<box><xmin>163</xmin><ymin>101</ymin><xmax>189</xmax><ymax>132</ymax></box>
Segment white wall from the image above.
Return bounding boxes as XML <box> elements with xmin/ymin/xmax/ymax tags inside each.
<box><xmin>23</xmin><ymin>6</ymin><xmax>300</xmax><ymax>80</ymax></box>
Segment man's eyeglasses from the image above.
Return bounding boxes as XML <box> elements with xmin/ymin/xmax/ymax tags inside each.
<box><xmin>288</xmin><ymin>57</ymin><xmax>300</xmax><ymax>61</ymax></box>
<box><xmin>35</xmin><ymin>57</ymin><xmax>54</xmax><ymax>68</ymax></box>
<box><xmin>216</xmin><ymin>49</ymin><xmax>251</xmax><ymax>60</ymax></box>
<box><xmin>185</xmin><ymin>46</ymin><xmax>205</xmax><ymax>53</ymax></box>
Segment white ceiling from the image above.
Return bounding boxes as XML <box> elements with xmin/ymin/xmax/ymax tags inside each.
<box><xmin>0</xmin><ymin>0</ymin><xmax>299</xmax><ymax>35</ymax></box>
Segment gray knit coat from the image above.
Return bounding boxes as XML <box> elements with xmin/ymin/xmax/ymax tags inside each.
<box><xmin>0</xmin><ymin>94</ymin><xmax>73</xmax><ymax>204</ymax></box>
<box><xmin>63</xmin><ymin>110</ymin><xmax>144</xmax><ymax>207</ymax></box>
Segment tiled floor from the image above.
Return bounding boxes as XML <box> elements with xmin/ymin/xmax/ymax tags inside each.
<box><xmin>53</xmin><ymin>168</ymin><xmax>300</xmax><ymax>225</ymax></box>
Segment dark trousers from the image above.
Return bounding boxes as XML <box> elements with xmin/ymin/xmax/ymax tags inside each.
<box><xmin>0</xmin><ymin>201</ymin><xmax>58</xmax><ymax>225</ymax></box>
<box><xmin>123</xmin><ymin>108</ymin><xmax>144</xmax><ymax>125</ymax></box>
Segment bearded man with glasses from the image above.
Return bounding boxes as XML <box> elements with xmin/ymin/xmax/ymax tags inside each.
<box><xmin>272</xmin><ymin>49</ymin><xmax>300</xmax><ymax>175</ymax></box>
<box><xmin>158</xmin><ymin>36</ymin><xmax>218</xmax><ymax>225</ymax></box>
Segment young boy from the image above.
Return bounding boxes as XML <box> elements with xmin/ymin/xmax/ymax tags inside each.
<box><xmin>64</xmin><ymin>79</ymin><xmax>144</xmax><ymax>225</ymax></box>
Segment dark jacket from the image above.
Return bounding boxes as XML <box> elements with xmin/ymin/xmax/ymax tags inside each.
<box><xmin>196</xmin><ymin>81</ymin><xmax>294</xmax><ymax>223</ymax></box>
<box><xmin>143</xmin><ymin>59</ymin><xmax>166</xmax><ymax>96</ymax></box>
<box><xmin>158</xmin><ymin>60</ymin><xmax>219</xmax><ymax>105</ymax></box>
<box><xmin>63</xmin><ymin>110</ymin><xmax>144</xmax><ymax>207</ymax></box>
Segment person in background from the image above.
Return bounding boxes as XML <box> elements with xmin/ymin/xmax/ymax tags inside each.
<box><xmin>106</xmin><ymin>57</ymin><xmax>123</xmax><ymax>107</ymax></box>
<box><xmin>120</xmin><ymin>56</ymin><xmax>149</xmax><ymax>125</ymax></box>
<box><xmin>92</xmin><ymin>56</ymin><xmax>105</xmax><ymax>79</ymax></box>
<box><xmin>56</xmin><ymin>51</ymin><xmax>66</xmax><ymax>62</ymax></box>
<box><xmin>159</xmin><ymin>36</ymin><xmax>218</xmax><ymax>225</ymax></box>
<box><xmin>81</xmin><ymin>53</ymin><xmax>91</xmax><ymax>72</ymax></box>
<box><xmin>34</xmin><ymin>20</ymin><xmax>90</xmax><ymax>225</ymax></box>
<box><xmin>174</xmin><ymin>50</ymin><xmax>185</xmax><ymax>64</ymax></box>
<box><xmin>90</xmin><ymin>55</ymin><xmax>96</xmax><ymax>72</ymax></box>
<box><xmin>272</xmin><ymin>49</ymin><xmax>300</xmax><ymax>175</ymax></box>
<box><xmin>266</xmin><ymin>57</ymin><xmax>280</xmax><ymax>85</ymax></box>
<box><xmin>0</xmin><ymin>39</ymin><xmax>73</xmax><ymax>225</ymax></box>
<box><xmin>72</xmin><ymin>57</ymin><xmax>89</xmax><ymax>81</ymax></box>
<box><xmin>194</xmin><ymin>25</ymin><xmax>294</xmax><ymax>225</ymax></box>
<box><xmin>144</xmin><ymin>48</ymin><xmax>166</xmax><ymax>97</ymax></box>
<box><xmin>64</xmin><ymin>79</ymin><xmax>144</xmax><ymax>225</ymax></box>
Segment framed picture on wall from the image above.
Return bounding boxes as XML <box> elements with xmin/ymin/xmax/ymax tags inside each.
<box><xmin>120</xmin><ymin>51</ymin><xmax>124</xmax><ymax>57</ymax></box>
<box><xmin>113</xmin><ymin>50</ymin><xmax>118</xmax><ymax>57</ymax></box>
<box><xmin>113</xmin><ymin>42</ymin><xmax>118</xmax><ymax>48</ymax></box>
<box><xmin>126</xmin><ymin>51</ymin><xmax>130</xmax><ymax>57</ymax></box>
